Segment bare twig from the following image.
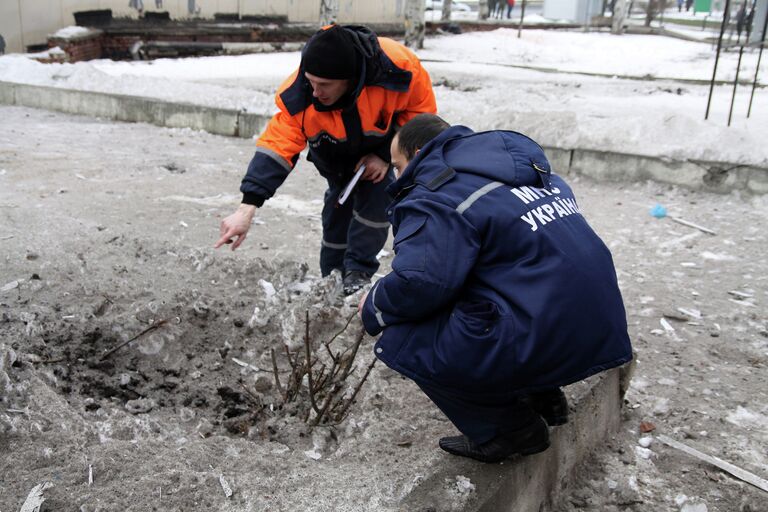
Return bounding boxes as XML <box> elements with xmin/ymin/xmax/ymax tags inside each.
<box><xmin>31</xmin><ymin>358</ymin><xmax>66</xmax><ymax>365</ymax></box>
<box><xmin>100</xmin><ymin>318</ymin><xmax>170</xmax><ymax>360</ymax></box>
<box><xmin>312</xmin><ymin>364</ymin><xmax>328</xmax><ymax>394</ymax></box>
<box><xmin>339</xmin><ymin>327</ymin><xmax>366</xmax><ymax>380</ymax></box>
<box><xmin>332</xmin><ymin>357</ymin><xmax>377</xmax><ymax>423</ymax></box>
<box><xmin>270</xmin><ymin>348</ymin><xmax>286</xmax><ymax>401</ymax></box>
<box><xmin>312</xmin><ymin>384</ymin><xmax>339</xmax><ymax>427</ymax></box>
<box><xmin>323</xmin><ymin>343</ymin><xmax>338</xmax><ymax>364</ymax></box>
<box><xmin>325</xmin><ymin>311</ymin><xmax>358</xmax><ymax>347</ymax></box>
<box><xmin>237</xmin><ymin>380</ymin><xmax>263</xmax><ymax>405</ymax></box>
<box><xmin>304</xmin><ymin>311</ymin><xmax>321</xmax><ymax>415</ymax></box>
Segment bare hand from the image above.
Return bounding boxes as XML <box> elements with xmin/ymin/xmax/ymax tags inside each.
<box><xmin>358</xmin><ymin>290</ymin><xmax>369</xmax><ymax>316</ymax></box>
<box><xmin>214</xmin><ymin>204</ymin><xmax>256</xmax><ymax>251</ymax></box>
<box><xmin>357</xmin><ymin>154</ymin><xmax>390</xmax><ymax>184</ymax></box>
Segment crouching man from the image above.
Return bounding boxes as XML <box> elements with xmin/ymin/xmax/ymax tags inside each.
<box><xmin>358</xmin><ymin>114</ymin><xmax>633</xmax><ymax>463</ymax></box>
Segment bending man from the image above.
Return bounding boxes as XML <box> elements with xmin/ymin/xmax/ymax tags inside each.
<box><xmin>215</xmin><ymin>25</ymin><xmax>437</xmax><ymax>295</ymax></box>
<box><xmin>359</xmin><ymin>114</ymin><xmax>633</xmax><ymax>463</ymax></box>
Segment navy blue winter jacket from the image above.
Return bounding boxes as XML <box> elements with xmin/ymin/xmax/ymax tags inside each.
<box><xmin>361</xmin><ymin>126</ymin><xmax>632</xmax><ymax>396</ymax></box>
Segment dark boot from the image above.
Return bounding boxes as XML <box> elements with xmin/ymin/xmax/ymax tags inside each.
<box><xmin>342</xmin><ymin>270</ymin><xmax>371</xmax><ymax>295</ymax></box>
<box><xmin>524</xmin><ymin>389</ymin><xmax>569</xmax><ymax>426</ymax></box>
<box><xmin>438</xmin><ymin>415</ymin><xmax>549</xmax><ymax>463</ymax></box>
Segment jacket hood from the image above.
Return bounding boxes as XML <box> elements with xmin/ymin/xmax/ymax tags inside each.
<box><xmin>389</xmin><ymin>126</ymin><xmax>554</xmax><ymax>200</ymax></box>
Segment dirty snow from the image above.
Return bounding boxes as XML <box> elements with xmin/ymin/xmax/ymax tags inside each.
<box><xmin>0</xmin><ymin>28</ymin><xmax>766</xmax><ymax>166</ymax></box>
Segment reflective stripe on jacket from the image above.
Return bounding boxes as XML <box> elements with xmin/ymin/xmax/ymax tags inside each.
<box><xmin>361</xmin><ymin>126</ymin><xmax>633</xmax><ymax>396</ymax></box>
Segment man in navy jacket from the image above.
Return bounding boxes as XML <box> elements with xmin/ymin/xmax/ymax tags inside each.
<box><xmin>359</xmin><ymin>114</ymin><xmax>632</xmax><ymax>463</ymax></box>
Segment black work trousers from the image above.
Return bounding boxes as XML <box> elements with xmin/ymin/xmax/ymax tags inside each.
<box><xmin>319</xmin><ymin>170</ymin><xmax>393</xmax><ymax>277</ymax></box>
<box><xmin>417</xmin><ymin>381</ymin><xmax>541</xmax><ymax>444</ymax></box>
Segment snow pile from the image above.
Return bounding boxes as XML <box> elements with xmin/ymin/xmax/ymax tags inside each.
<box><xmin>0</xmin><ymin>28</ymin><xmax>765</xmax><ymax>166</ymax></box>
<box><xmin>51</xmin><ymin>26</ymin><xmax>95</xmax><ymax>39</ymax></box>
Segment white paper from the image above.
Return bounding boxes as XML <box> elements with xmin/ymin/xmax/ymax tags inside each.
<box><xmin>337</xmin><ymin>164</ymin><xmax>365</xmax><ymax>205</ymax></box>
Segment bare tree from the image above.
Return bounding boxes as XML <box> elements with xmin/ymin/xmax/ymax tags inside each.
<box><xmin>404</xmin><ymin>0</ymin><xmax>426</xmax><ymax>49</ymax></box>
<box><xmin>441</xmin><ymin>0</ymin><xmax>453</xmax><ymax>22</ymax></box>
<box><xmin>320</xmin><ymin>0</ymin><xmax>339</xmax><ymax>26</ymax></box>
<box><xmin>478</xmin><ymin>0</ymin><xmax>490</xmax><ymax>19</ymax></box>
<box><xmin>612</xmin><ymin>0</ymin><xmax>628</xmax><ymax>34</ymax></box>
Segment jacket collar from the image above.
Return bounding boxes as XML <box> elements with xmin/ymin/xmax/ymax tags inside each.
<box><xmin>386</xmin><ymin>125</ymin><xmax>474</xmax><ymax>201</ymax></box>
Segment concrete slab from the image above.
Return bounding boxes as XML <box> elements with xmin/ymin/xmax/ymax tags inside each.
<box><xmin>400</xmin><ymin>367</ymin><xmax>629</xmax><ymax>511</ymax></box>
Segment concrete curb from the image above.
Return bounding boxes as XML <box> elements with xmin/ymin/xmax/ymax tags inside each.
<box><xmin>0</xmin><ymin>80</ymin><xmax>270</xmax><ymax>138</ymax></box>
<box><xmin>544</xmin><ymin>147</ymin><xmax>768</xmax><ymax>195</ymax></box>
<box><xmin>400</xmin><ymin>367</ymin><xmax>630</xmax><ymax>511</ymax></box>
<box><xmin>1</xmin><ymin>80</ymin><xmax>765</xmax><ymax>193</ymax></box>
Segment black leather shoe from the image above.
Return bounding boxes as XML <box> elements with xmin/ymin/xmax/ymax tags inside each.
<box><xmin>438</xmin><ymin>416</ymin><xmax>550</xmax><ymax>463</ymax></box>
<box><xmin>342</xmin><ymin>270</ymin><xmax>371</xmax><ymax>296</ymax></box>
<box><xmin>524</xmin><ymin>389</ymin><xmax>569</xmax><ymax>426</ymax></box>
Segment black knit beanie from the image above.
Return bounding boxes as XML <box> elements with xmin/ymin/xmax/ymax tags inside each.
<box><xmin>303</xmin><ymin>26</ymin><xmax>359</xmax><ymax>80</ymax></box>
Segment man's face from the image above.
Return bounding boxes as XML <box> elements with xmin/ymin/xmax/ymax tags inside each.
<box><xmin>304</xmin><ymin>72</ymin><xmax>350</xmax><ymax>106</ymax></box>
<box><xmin>390</xmin><ymin>135</ymin><xmax>411</xmax><ymax>179</ymax></box>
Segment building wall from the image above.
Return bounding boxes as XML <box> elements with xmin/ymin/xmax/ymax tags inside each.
<box><xmin>0</xmin><ymin>0</ymin><xmax>404</xmax><ymax>54</ymax></box>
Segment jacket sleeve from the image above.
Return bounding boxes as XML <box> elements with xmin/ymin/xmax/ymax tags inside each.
<box><xmin>240</xmin><ymin>102</ymin><xmax>307</xmax><ymax>206</ymax></box>
<box><xmin>361</xmin><ymin>199</ymin><xmax>480</xmax><ymax>336</ymax></box>
<box><xmin>396</xmin><ymin>59</ymin><xmax>437</xmax><ymax>126</ymax></box>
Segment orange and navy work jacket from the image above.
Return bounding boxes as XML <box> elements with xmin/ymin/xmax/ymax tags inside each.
<box><xmin>240</xmin><ymin>26</ymin><xmax>437</xmax><ymax>206</ymax></box>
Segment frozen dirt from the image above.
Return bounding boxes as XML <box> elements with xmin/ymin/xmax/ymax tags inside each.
<box><xmin>1</xmin><ymin>106</ymin><xmax>767</xmax><ymax>511</ymax></box>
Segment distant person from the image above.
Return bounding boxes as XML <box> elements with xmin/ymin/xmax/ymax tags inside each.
<box><xmin>128</xmin><ymin>0</ymin><xmax>144</xmax><ymax>15</ymax></box>
<box><xmin>0</xmin><ymin>34</ymin><xmax>5</xmax><ymax>55</ymax></box>
<box><xmin>685</xmin><ymin>0</ymin><xmax>694</xmax><ymax>11</ymax></box>
<box><xmin>215</xmin><ymin>25</ymin><xmax>437</xmax><ymax>295</ymax></box>
<box><xmin>359</xmin><ymin>114</ymin><xmax>633</xmax><ymax>463</ymax></box>
<box><xmin>506</xmin><ymin>0</ymin><xmax>516</xmax><ymax>19</ymax></box>
<box><xmin>677</xmin><ymin>0</ymin><xmax>684</xmax><ymax>12</ymax></box>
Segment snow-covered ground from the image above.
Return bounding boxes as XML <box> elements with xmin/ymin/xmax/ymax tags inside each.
<box><xmin>0</xmin><ymin>28</ymin><xmax>765</xmax><ymax>166</ymax></box>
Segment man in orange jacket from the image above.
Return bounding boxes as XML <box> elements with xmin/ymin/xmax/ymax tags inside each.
<box><xmin>214</xmin><ymin>25</ymin><xmax>437</xmax><ymax>294</ymax></box>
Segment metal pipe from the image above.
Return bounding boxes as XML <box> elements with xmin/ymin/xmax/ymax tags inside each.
<box><xmin>705</xmin><ymin>0</ymin><xmax>732</xmax><ymax>120</ymax></box>
<box><xmin>728</xmin><ymin>0</ymin><xmax>757</xmax><ymax>125</ymax></box>
<box><xmin>518</xmin><ymin>0</ymin><xmax>527</xmax><ymax>38</ymax></box>
<box><xmin>747</xmin><ymin>1</ymin><xmax>768</xmax><ymax>117</ymax></box>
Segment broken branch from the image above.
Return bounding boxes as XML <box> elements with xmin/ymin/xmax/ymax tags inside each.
<box><xmin>100</xmin><ymin>318</ymin><xmax>170</xmax><ymax>360</ymax></box>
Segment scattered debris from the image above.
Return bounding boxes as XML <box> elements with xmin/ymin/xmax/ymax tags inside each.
<box><xmin>100</xmin><ymin>317</ymin><xmax>178</xmax><ymax>360</ymax></box>
<box><xmin>676</xmin><ymin>307</ymin><xmax>702</xmax><ymax>320</ymax></box>
<box><xmin>454</xmin><ymin>475</ymin><xmax>476</xmax><ymax>495</ymax></box>
<box><xmin>639</xmin><ymin>421</ymin><xmax>656</xmax><ymax>433</ymax></box>
<box><xmin>657</xmin><ymin>435</ymin><xmax>768</xmax><ymax>493</ymax></box>
<box><xmin>125</xmin><ymin>398</ymin><xmax>156</xmax><ymax>415</ymax></box>
<box><xmin>1</xmin><ymin>280</ymin><xmax>21</xmax><ymax>292</ymax></box>
<box><xmin>231</xmin><ymin>358</ymin><xmax>261</xmax><ymax>373</ymax></box>
<box><xmin>669</xmin><ymin>217</ymin><xmax>716</xmax><ymax>236</ymax></box>
<box><xmin>218</xmin><ymin>474</ymin><xmax>233</xmax><ymax>498</ymax></box>
<box><xmin>19</xmin><ymin>482</ymin><xmax>53</xmax><ymax>512</ymax></box>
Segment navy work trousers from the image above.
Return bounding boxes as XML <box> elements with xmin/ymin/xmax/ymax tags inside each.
<box><xmin>319</xmin><ymin>170</ymin><xmax>394</xmax><ymax>277</ymax></box>
<box><xmin>417</xmin><ymin>381</ymin><xmax>541</xmax><ymax>444</ymax></box>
